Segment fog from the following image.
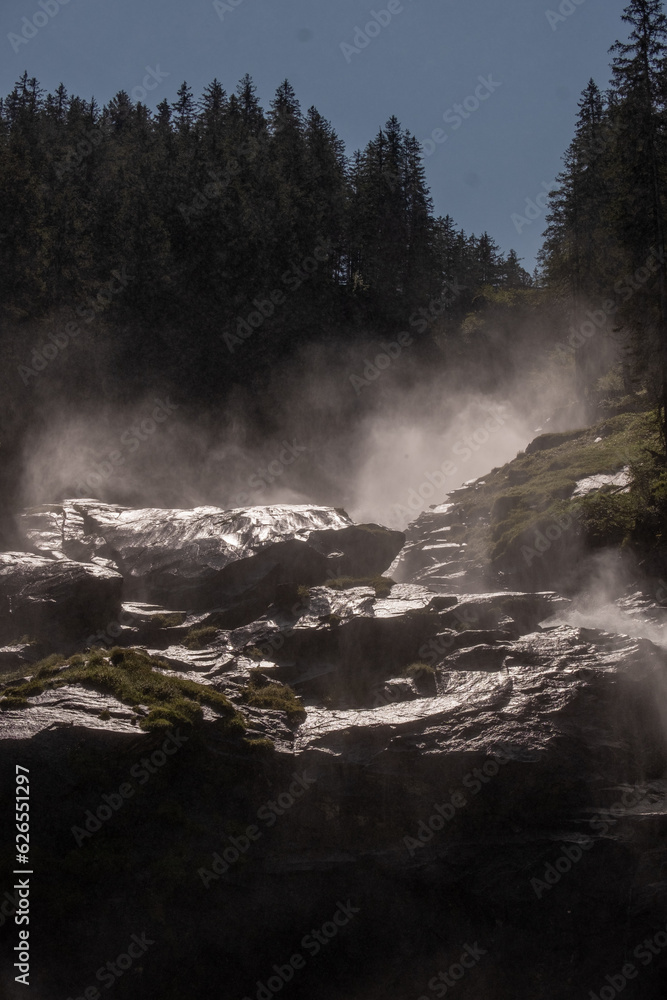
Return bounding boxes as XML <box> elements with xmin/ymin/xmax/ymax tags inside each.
<box><xmin>17</xmin><ymin>334</ymin><xmax>583</xmax><ymax>530</ymax></box>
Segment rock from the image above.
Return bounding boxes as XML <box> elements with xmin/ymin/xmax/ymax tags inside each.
<box><xmin>21</xmin><ymin>501</ymin><xmax>405</xmax><ymax>616</ymax></box>
<box><xmin>572</xmin><ymin>467</ymin><xmax>631</xmax><ymax>496</ymax></box>
<box><xmin>3</xmin><ymin>497</ymin><xmax>667</xmax><ymax>999</ymax></box>
<box><xmin>0</xmin><ymin>551</ymin><xmax>123</xmax><ymax>646</ymax></box>
<box><xmin>0</xmin><ymin>643</ymin><xmax>38</xmax><ymax>673</ymax></box>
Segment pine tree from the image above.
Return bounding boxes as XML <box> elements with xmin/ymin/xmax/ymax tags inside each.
<box><xmin>173</xmin><ymin>82</ymin><xmax>196</xmax><ymax>134</ymax></box>
<box><xmin>609</xmin><ymin>0</ymin><xmax>667</xmax><ymax>439</ymax></box>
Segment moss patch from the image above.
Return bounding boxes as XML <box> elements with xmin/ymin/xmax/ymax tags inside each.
<box><xmin>151</xmin><ymin>613</ymin><xmax>187</xmax><ymax>628</ymax></box>
<box><xmin>453</xmin><ymin>409</ymin><xmax>660</xmax><ymax>577</ymax></box>
<box><xmin>405</xmin><ymin>662</ymin><xmax>436</xmax><ymax>681</ymax></box>
<box><xmin>240</xmin><ymin>671</ymin><xmax>306</xmax><ymax>724</ymax></box>
<box><xmin>0</xmin><ymin>647</ymin><xmax>244</xmax><ymax>733</ymax></box>
<box><xmin>182</xmin><ymin>626</ymin><xmax>220</xmax><ymax>649</ymax></box>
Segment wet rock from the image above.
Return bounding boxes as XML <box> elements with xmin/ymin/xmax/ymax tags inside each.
<box><xmin>439</xmin><ymin>643</ymin><xmax>515</xmax><ymax>672</ymax></box>
<box><xmin>0</xmin><ymin>643</ymin><xmax>38</xmax><ymax>673</ymax></box>
<box><xmin>0</xmin><ymin>551</ymin><xmax>123</xmax><ymax>645</ymax></box>
<box><xmin>21</xmin><ymin>501</ymin><xmax>404</xmax><ymax>616</ymax></box>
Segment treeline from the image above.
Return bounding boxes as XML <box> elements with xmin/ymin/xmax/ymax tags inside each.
<box><xmin>539</xmin><ymin>0</ymin><xmax>667</xmax><ymax>434</ymax></box>
<box><xmin>0</xmin><ymin>71</ymin><xmax>531</xmax><ymax>394</ymax></box>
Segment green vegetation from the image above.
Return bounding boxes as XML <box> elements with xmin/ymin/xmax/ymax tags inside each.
<box><xmin>405</xmin><ymin>662</ymin><xmax>436</xmax><ymax>681</ymax></box>
<box><xmin>34</xmin><ymin>654</ymin><xmax>67</xmax><ymax>678</ymax></box>
<box><xmin>297</xmin><ymin>585</ymin><xmax>311</xmax><ymax>603</ymax></box>
<box><xmin>14</xmin><ymin>635</ymin><xmax>39</xmax><ymax>646</ymax></box>
<box><xmin>240</xmin><ymin>671</ymin><xmax>306</xmax><ymax>724</ymax></box>
<box><xmin>325</xmin><ymin>575</ymin><xmax>396</xmax><ymax>598</ymax></box>
<box><xmin>182</xmin><ymin>626</ymin><xmax>220</xmax><ymax>649</ymax></box>
<box><xmin>246</xmin><ymin>646</ymin><xmax>266</xmax><ymax>660</ymax></box>
<box><xmin>0</xmin><ymin>647</ymin><xmax>244</xmax><ymax>733</ymax></box>
<box><xmin>320</xmin><ymin>613</ymin><xmax>342</xmax><ymax>627</ymax></box>
<box><xmin>151</xmin><ymin>613</ymin><xmax>187</xmax><ymax>628</ymax></box>
<box><xmin>453</xmin><ymin>410</ymin><xmax>660</xmax><ymax>574</ymax></box>
<box><xmin>243</xmin><ymin>737</ymin><xmax>275</xmax><ymax>752</ymax></box>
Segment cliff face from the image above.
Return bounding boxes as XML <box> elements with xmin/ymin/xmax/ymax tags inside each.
<box><xmin>1</xmin><ymin>492</ymin><xmax>667</xmax><ymax>1000</ymax></box>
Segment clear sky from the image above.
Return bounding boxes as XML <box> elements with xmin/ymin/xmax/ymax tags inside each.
<box><xmin>0</xmin><ymin>0</ymin><xmax>629</xmax><ymax>268</ymax></box>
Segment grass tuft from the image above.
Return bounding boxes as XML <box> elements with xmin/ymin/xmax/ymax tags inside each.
<box><xmin>182</xmin><ymin>626</ymin><xmax>220</xmax><ymax>649</ymax></box>
<box><xmin>240</xmin><ymin>672</ymin><xmax>306</xmax><ymax>723</ymax></box>
<box><xmin>405</xmin><ymin>662</ymin><xmax>436</xmax><ymax>681</ymax></box>
<box><xmin>0</xmin><ymin>646</ymin><xmax>244</xmax><ymax>733</ymax></box>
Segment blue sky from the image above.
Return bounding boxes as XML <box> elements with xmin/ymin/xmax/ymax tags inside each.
<box><xmin>0</xmin><ymin>0</ymin><xmax>629</xmax><ymax>268</ymax></box>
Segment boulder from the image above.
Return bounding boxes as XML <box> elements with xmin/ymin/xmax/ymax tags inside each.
<box><xmin>0</xmin><ymin>552</ymin><xmax>123</xmax><ymax>645</ymax></box>
<box><xmin>20</xmin><ymin>501</ymin><xmax>405</xmax><ymax>615</ymax></box>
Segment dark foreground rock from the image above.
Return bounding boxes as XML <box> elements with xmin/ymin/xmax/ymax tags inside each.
<box><xmin>1</xmin><ymin>501</ymin><xmax>667</xmax><ymax>1000</ymax></box>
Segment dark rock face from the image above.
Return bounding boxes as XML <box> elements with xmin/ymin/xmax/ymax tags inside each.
<box><xmin>2</xmin><ymin>501</ymin><xmax>667</xmax><ymax>999</ymax></box>
<box><xmin>0</xmin><ymin>551</ymin><xmax>122</xmax><ymax>645</ymax></box>
<box><xmin>21</xmin><ymin>501</ymin><xmax>404</xmax><ymax>614</ymax></box>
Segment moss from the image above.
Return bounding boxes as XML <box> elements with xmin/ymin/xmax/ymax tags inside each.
<box><xmin>325</xmin><ymin>575</ymin><xmax>396</xmax><ymax>598</ymax></box>
<box><xmin>3</xmin><ymin>678</ymin><xmax>45</xmax><ymax>699</ymax></box>
<box><xmin>34</xmin><ymin>654</ymin><xmax>67</xmax><ymax>678</ymax></box>
<box><xmin>0</xmin><ymin>695</ymin><xmax>29</xmax><ymax>709</ymax></box>
<box><xmin>245</xmin><ymin>646</ymin><xmax>265</xmax><ymax>660</ymax></box>
<box><xmin>321</xmin><ymin>612</ymin><xmax>342</xmax><ymax>627</ymax></box>
<box><xmin>0</xmin><ymin>646</ymin><xmax>244</xmax><ymax>733</ymax></box>
<box><xmin>455</xmin><ymin>409</ymin><xmax>659</xmax><ymax>574</ymax></box>
<box><xmin>244</xmin><ymin>737</ymin><xmax>275</xmax><ymax>752</ymax></box>
<box><xmin>151</xmin><ymin>613</ymin><xmax>186</xmax><ymax>628</ymax></box>
<box><xmin>240</xmin><ymin>673</ymin><xmax>306</xmax><ymax>723</ymax></box>
<box><xmin>297</xmin><ymin>585</ymin><xmax>311</xmax><ymax>603</ymax></box>
<box><xmin>405</xmin><ymin>662</ymin><xmax>436</xmax><ymax>680</ymax></box>
<box><xmin>182</xmin><ymin>626</ymin><xmax>219</xmax><ymax>649</ymax></box>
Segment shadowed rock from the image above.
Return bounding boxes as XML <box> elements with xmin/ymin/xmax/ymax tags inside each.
<box><xmin>0</xmin><ymin>551</ymin><xmax>122</xmax><ymax>645</ymax></box>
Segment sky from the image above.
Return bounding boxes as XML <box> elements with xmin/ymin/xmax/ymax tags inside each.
<box><xmin>0</xmin><ymin>0</ymin><xmax>629</xmax><ymax>269</ymax></box>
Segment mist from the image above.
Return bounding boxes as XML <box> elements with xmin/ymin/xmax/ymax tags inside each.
<box><xmin>16</xmin><ymin>333</ymin><xmax>583</xmax><ymax>531</ymax></box>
